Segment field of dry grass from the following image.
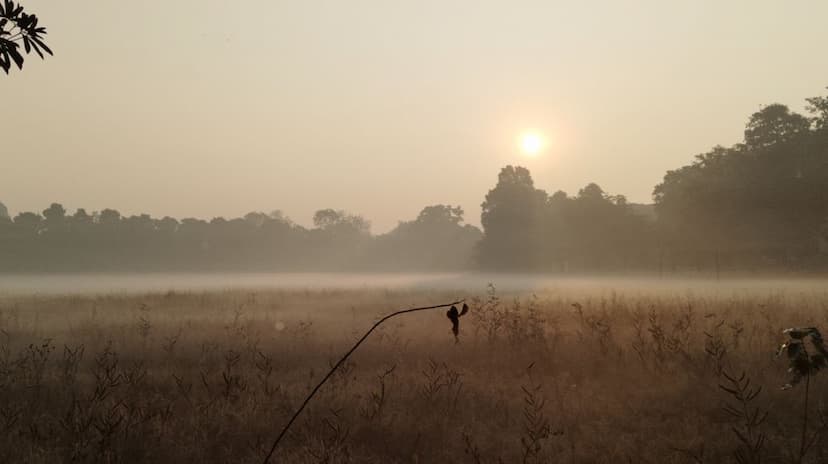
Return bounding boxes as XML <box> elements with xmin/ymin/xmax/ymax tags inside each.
<box><xmin>2</xmin><ymin>282</ymin><xmax>828</xmax><ymax>463</ymax></box>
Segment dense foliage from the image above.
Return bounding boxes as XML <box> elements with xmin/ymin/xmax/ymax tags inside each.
<box><xmin>0</xmin><ymin>205</ymin><xmax>481</xmax><ymax>272</ymax></box>
<box><xmin>475</xmin><ymin>91</ymin><xmax>828</xmax><ymax>273</ymax></box>
<box><xmin>653</xmin><ymin>93</ymin><xmax>828</xmax><ymax>271</ymax></box>
<box><xmin>476</xmin><ymin>166</ymin><xmax>652</xmax><ymax>271</ymax></box>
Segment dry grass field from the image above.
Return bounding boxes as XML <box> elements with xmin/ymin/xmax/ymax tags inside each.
<box><xmin>2</xmin><ymin>282</ymin><xmax>828</xmax><ymax>463</ymax></box>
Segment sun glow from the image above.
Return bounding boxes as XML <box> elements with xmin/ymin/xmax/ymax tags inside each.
<box><xmin>519</xmin><ymin>132</ymin><xmax>544</xmax><ymax>156</ymax></box>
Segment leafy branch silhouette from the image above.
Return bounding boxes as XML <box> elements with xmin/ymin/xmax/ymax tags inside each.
<box><xmin>777</xmin><ymin>327</ymin><xmax>828</xmax><ymax>463</ymax></box>
<box><xmin>262</xmin><ymin>298</ymin><xmax>466</xmax><ymax>464</ymax></box>
<box><xmin>0</xmin><ymin>0</ymin><xmax>52</xmax><ymax>74</ymax></box>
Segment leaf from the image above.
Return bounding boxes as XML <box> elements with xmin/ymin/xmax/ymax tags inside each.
<box><xmin>0</xmin><ymin>52</ymin><xmax>10</xmax><ymax>73</ymax></box>
<box><xmin>722</xmin><ymin>405</ymin><xmax>741</xmax><ymax>417</ymax></box>
<box><xmin>783</xmin><ymin>327</ymin><xmax>818</xmax><ymax>340</ymax></box>
<box><xmin>7</xmin><ymin>41</ymin><xmax>22</xmax><ymax>69</ymax></box>
<box><xmin>446</xmin><ymin>305</ymin><xmax>460</xmax><ymax>339</ymax></box>
<box><xmin>731</xmin><ymin>426</ymin><xmax>750</xmax><ymax>446</ymax></box>
<box><xmin>786</xmin><ymin>341</ymin><xmax>803</xmax><ymax>360</ymax></box>
<box><xmin>28</xmin><ymin>38</ymin><xmax>42</xmax><ymax>58</ymax></box>
<box><xmin>32</xmin><ymin>36</ymin><xmax>51</xmax><ymax>55</ymax></box>
<box><xmin>722</xmin><ymin>370</ymin><xmax>738</xmax><ymax>383</ymax></box>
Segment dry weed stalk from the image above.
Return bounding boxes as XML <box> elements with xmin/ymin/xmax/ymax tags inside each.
<box><xmin>520</xmin><ymin>362</ymin><xmax>551</xmax><ymax>464</ymax></box>
<box><xmin>718</xmin><ymin>370</ymin><xmax>767</xmax><ymax>464</ymax></box>
<box><xmin>261</xmin><ymin>298</ymin><xmax>464</xmax><ymax>464</ymax></box>
<box><xmin>360</xmin><ymin>364</ymin><xmax>396</xmax><ymax>422</ymax></box>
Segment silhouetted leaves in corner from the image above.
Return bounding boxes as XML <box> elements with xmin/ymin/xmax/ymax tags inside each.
<box><xmin>0</xmin><ymin>0</ymin><xmax>52</xmax><ymax>74</ymax></box>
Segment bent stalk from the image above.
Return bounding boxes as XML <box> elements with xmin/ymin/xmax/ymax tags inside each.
<box><xmin>262</xmin><ymin>299</ymin><xmax>464</xmax><ymax>464</ymax></box>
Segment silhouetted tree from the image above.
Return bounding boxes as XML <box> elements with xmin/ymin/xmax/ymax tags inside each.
<box><xmin>478</xmin><ymin>166</ymin><xmax>548</xmax><ymax>270</ymax></box>
<box><xmin>312</xmin><ymin>209</ymin><xmax>369</xmax><ymax>233</ymax></box>
<box><xmin>565</xmin><ymin>183</ymin><xmax>649</xmax><ymax>270</ymax></box>
<box><xmin>655</xmin><ymin>91</ymin><xmax>828</xmax><ymax>271</ymax></box>
<box><xmin>13</xmin><ymin>211</ymin><xmax>40</xmax><ymax>232</ymax></box>
<box><xmin>475</xmin><ymin>166</ymin><xmax>658</xmax><ymax>271</ymax></box>
<box><xmin>98</xmin><ymin>208</ymin><xmax>121</xmax><ymax>227</ymax></box>
<box><xmin>72</xmin><ymin>208</ymin><xmax>93</xmax><ymax>225</ymax></box>
<box><xmin>744</xmin><ymin>104</ymin><xmax>810</xmax><ymax>150</ymax></box>
<box><xmin>808</xmin><ymin>91</ymin><xmax>828</xmax><ymax>131</ymax></box>
<box><xmin>42</xmin><ymin>202</ymin><xmax>66</xmax><ymax>232</ymax></box>
<box><xmin>375</xmin><ymin>205</ymin><xmax>482</xmax><ymax>270</ymax></box>
<box><xmin>477</xmin><ymin>165</ymin><xmax>653</xmax><ymax>271</ymax></box>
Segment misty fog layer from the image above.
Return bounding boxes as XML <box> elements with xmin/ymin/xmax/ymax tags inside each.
<box><xmin>4</xmin><ymin>273</ymin><xmax>828</xmax><ymax>296</ymax></box>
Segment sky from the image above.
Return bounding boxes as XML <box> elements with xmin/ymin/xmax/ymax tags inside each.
<box><xmin>3</xmin><ymin>0</ymin><xmax>828</xmax><ymax>232</ymax></box>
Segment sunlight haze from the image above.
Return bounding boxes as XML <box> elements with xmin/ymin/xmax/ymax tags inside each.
<box><xmin>4</xmin><ymin>3</ymin><xmax>828</xmax><ymax>461</ymax></box>
<box><xmin>4</xmin><ymin>0</ymin><xmax>828</xmax><ymax>231</ymax></box>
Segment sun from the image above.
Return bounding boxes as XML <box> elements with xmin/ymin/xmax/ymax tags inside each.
<box><xmin>519</xmin><ymin>132</ymin><xmax>544</xmax><ymax>156</ymax></box>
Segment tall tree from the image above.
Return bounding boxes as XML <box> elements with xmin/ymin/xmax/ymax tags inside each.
<box><xmin>478</xmin><ymin>166</ymin><xmax>548</xmax><ymax>270</ymax></box>
<box><xmin>806</xmin><ymin>90</ymin><xmax>828</xmax><ymax>131</ymax></box>
<box><xmin>744</xmin><ymin>104</ymin><xmax>810</xmax><ymax>150</ymax></box>
<box><xmin>654</xmin><ymin>91</ymin><xmax>828</xmax><ymax>271</ymax></box>
<box><xmin>376</xmin><ymin>205</ymin><xmax>481</xmax><ymax>270</ymax></box>
<box><xmin>42</xmin><ymin>202</ymin><xmax>66</xmax><ymax>233</ymax></box>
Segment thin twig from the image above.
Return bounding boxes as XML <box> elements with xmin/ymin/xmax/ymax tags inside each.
<box><xmin>799</xmin><ymin>371</ymin><xmax>810</xmax><ymax>464</ymax></box>
<box><xmin>261</xmin><ymin>299</ymin><xmax>464</xmax><ymax>464</ymax></box>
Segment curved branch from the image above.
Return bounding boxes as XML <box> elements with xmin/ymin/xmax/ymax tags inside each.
<box><xmin>262</xmin><ymin>298</ymin><xmax>465</xmax><ymax>464</ymax></box>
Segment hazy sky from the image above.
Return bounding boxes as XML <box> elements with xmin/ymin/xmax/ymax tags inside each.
<box><xmin>4</xmin><ymin>1</ymin><xmax>828</xmax><ymax>232</ymax></box>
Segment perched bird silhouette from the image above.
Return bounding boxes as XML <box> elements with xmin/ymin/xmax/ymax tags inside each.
<box><xmin>446</xmin><ymin>303</ymin><xmax>469</xmax><ymax>342</ymax></box>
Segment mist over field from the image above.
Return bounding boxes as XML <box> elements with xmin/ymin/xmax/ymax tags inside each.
<box><xmin>4</xmin><ymin>272</ymin><xmax>828</xmax><ymax>297</ymax></box>
<box><xmin>4</xmin><ymin>1</ymin><xmax>828</xmax><ymax>463</ymax></box>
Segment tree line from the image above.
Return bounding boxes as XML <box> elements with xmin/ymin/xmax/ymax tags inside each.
<box><xmin>2</xmin><ymin>90</ymin><xmax>827</xmax><ymax>274</ymax></box>
<box><xmin>652</xmin><ymin>94</ymin><xmax>828</xmax><ymax>273</ymax></box>
<box><xmin>476</xmin><ymin>90</ymin><xmax>828</xmax><ymax>273</ymax></box>
<box><xmin>0</xmin><ymin>204</ymin><xmax>481</xmax><ymax>272</ymax></box>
